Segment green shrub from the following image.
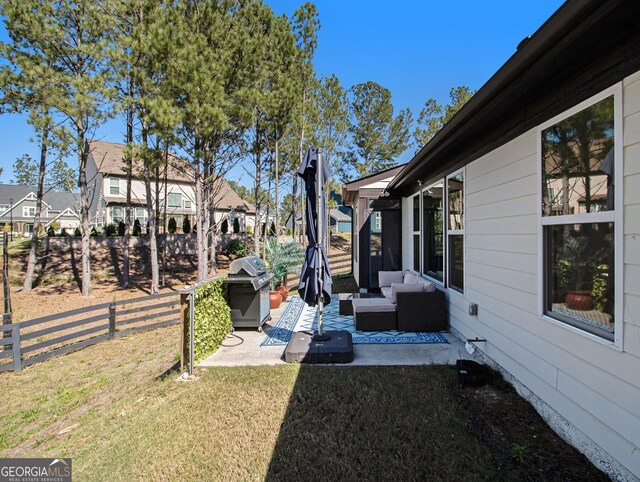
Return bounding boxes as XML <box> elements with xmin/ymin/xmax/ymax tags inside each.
<box><xmin>264</xmin><ymin>238</ymin><xmax>304</xmax><ymax>288</ymax></box>
<box><xmin>168</xmin><ymin>217</ymin><xmax>177</xmax><ymax>234</ymax></box>
<box><xmin>90</xmin><ymin>226</ymin><xmax>99</xmax><ymax>237</ymax></box>
<box><xmin>286</xmin><ymin>228</ymin><xmax>292</xmax><ymax>235</ymax></box>
<box><xmin>60</xmin><ymin>228</ymin><xmax>68</xmax><ymax>237</ymax></box>
<box><xmin>117</xmin><ymin>221</ymin><xmax>125</xmax><ymax>236</ymax></box>
<box><xmin>246</xmin><ymin>225</ymin><xmax>252</xmax><ymax>235</ymax></box>
<box><xmin>183</xmin><ymin>216</ymin><xmax>191</xmax><ymax>234</ymax></box>
<box><xmin>191</xmin><ymin>276</ymin><xmax>232</xmax><ymax>364</ymax></box>
<box><xmin>133</xmin><ymin>219</ymin><xmax>141</xmax><ymax>236</ymax></box>
<box><xmin>222</xmin><ymin>239</ymin><xmax>246</xmax><ymax>258</ymax></box>
<box><xmin>104</xmin><ymin>223</ymin><xmax>117</xmax><ymax>236</ymax></box>
<box><xmin>47</xmin><ymin>225</ymin><xmax>55</xmax><ymax>237</ymax></box>
<box><xmin>221</xmin><ymin>218</ymin><xmax>228</xmax><ymax>234</ymax></box>
<box><xmin>233</xmin><ymin>217</ymin><xmax>240</xmax><ymax>234</ymax></box>
<box><xmin>74</xmin><ymin>227</ymin><xmax>81</xmax><ymax>237</ymax></box>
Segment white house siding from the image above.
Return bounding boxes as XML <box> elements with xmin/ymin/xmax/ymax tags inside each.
<box><xmin>401</xmin><ymin>74</ymin><xmax>640</xmax><ymax>478</ymax></box>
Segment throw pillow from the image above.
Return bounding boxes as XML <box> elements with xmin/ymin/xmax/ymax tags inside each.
<box><xmin>379</xmin><ymin>270</ymin><xmax>404</xmax><ymax>287</ymax></box>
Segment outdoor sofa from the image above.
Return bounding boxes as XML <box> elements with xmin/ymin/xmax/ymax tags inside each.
<box><xmin>352</xmin><ymin>270</ymin><xmax>447</xmax><ymax>332</ymax></box>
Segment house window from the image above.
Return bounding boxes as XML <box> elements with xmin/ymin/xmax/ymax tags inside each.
<box><xmin>23</xmin><ymin>206</ymin><xmax>36</xmax><ymax>217</ymax></box>
<box><xmin>447</xmin><ymin>171</ymin><xmax>464</xmax><ymax>292</ymax></box>
<box><xmin>422</xmin><ymin>184</ymin><xmax>444</xmax><ymax>282</ymax></box>
<box><xmin>541</xmin><ymin>92</ymin><xmax>617</xmax><ymax>341</ymax></box>
<box><xmin>184</xmin><ymin>198</ymin><xmax>192</xmax><ymax>209</ymax></box>
<box><xmin>110</xmin><ymin>178</ymin><xmax>120</xmax><ymax>196</ymax></box>
<box><xmin>412</xmin><ymin>195</ymin><xmax>420</xmax><ymax>272</ymax></box>
<box><xmin>168</xmin><ymin>192</ymin><xmax>182</xmax><ymax>208</ymax></box>
<box><xmin>111</xmin><ymin>206</ymin><xmax>123</xmax><ymax>224</ymax></box>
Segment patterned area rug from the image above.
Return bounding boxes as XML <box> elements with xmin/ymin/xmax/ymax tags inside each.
<box><xmin>261</xmin><ymin>296</ymin><xmax>449</xmax><ymax>346</ymax></box>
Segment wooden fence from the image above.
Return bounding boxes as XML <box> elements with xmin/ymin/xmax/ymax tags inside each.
<box><xmin>1</xmin><ymin>291</ymin><xmax>180</xmax><ymax>373</ymax></box>
<box><xmin>286</xmin><ymin>250</ymin><xmax>351</xmax><ymax>289</ymax></box>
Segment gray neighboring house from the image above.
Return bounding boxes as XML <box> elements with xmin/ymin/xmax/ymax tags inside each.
<box><xmin>0</xmin><ymin>184</ymin><xmax>80</xmax><ymax>236</ymax></box>
<box><xmin>329</xmin><ymin>208</ymin><xmax>351</xmax><ymax>234</ymax></box>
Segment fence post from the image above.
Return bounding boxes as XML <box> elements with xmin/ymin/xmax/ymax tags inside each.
<box><xmin>12</xmin><ymin>323</ymin><xmax>21</xmax><ymax>373</ymax></box>
<box><xmin>179</xmin><ymin>291</ymin><xmax>190</xmax><ymax>372</ymax></box>
<box><xmin>2</xmin><ymin>312</ymin><xmax>11</xmax><ymax>352</ymax></box>
<box><xmin>108</xmin><ymin>302</ymin><xmax>116</xmax><ymax>339</ymax></box>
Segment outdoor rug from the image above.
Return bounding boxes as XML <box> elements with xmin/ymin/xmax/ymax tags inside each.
<box><xmin>261</xmin><ymin>295</ymin><xmax>449</xmax><ymax>347</ymax></box>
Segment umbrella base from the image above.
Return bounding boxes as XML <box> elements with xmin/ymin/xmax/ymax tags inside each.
<box><xmin>284</xmin><ymin>330</ymin><xmax>353</xmax><ymax>364</ymax></box>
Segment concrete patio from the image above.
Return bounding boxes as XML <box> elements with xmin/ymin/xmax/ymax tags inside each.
<box><xmin>199</xmin><ymin>298</ymin><xmax>479</xmax><ymax>368</ymax></box>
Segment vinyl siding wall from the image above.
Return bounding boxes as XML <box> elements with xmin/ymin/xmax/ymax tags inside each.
<box><xmin>401</xmin><ymin>73</ymin><xmax>640</xmax><ymax>477</ymax></box>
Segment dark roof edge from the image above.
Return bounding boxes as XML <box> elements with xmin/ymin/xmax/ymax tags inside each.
<box><xmin>388</xmin><ymin>0</ymin><xmax>602</xmax><ymax>192</ymax></box>
<box><xmin>344</xmin><ymin>163</ymin><xmax>407</xmax><ymax>188</ymax></box>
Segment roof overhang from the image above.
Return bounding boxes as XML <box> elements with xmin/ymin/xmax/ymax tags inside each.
<box><xmin>388</xmin><ymin>0</ymin><xmax>640</xmax><ymax>196</ymax></box>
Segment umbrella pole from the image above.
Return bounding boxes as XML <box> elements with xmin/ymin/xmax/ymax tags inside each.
<box><xmin>317</xmin><ymin>151</ymin><xmax>324</xmax><ymax>337</ymax></box>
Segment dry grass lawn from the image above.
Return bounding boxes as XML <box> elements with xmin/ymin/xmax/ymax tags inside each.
<box><xmin>0</xmin><ymin>322</ymin><xmax>607</xmax><ymax>482</ymax></box>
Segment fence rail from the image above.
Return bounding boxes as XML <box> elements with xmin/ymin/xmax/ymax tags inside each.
<box><xmin>1</xmin><ymin>290</ymin><xmax>181</xmax><ymax>373</ymax></box>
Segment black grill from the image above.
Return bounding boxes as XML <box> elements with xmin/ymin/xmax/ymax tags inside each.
<box><xmin>225</xmin><ymin>256</ymin><xmax>273</xmax><ymax>331</ymax></box>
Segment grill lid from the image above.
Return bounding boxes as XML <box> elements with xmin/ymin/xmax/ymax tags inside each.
<box><xmin>229</xmin><ymin>256</ymin><xmax>267</xmax><ymax>277</ymax></box>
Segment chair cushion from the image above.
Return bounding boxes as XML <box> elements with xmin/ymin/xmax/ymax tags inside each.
<box><xmin>378</xmin><ymin>270</ymin><xmax>404</xmax><ymax>287</ymax></box>
<box><xmin>390</xmin><ymin>282</ymin><xmax>425</xmax><ymax>304</ymax></box>
<box><xmin>380</xmin><ymin>286</ymin><xmax>392</xmax><ymax>299</ymax></box>
<box><xmin>352</xmin><ymin>298</ymin><xmax>397</xmax><ymax>313</ymax></box>
<box><xmin>402</xmin><ymin>271</ymin><xmax>437</xmax><ymax>292</ymax></box>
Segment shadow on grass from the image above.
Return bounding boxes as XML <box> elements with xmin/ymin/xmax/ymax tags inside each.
<box><xmin>264</xmin><ymin>365</ymin><xmax>497</xmax><ymax>481</ymax></box>
<box><xmin>264</xmin><ymin>365</ymin><xmax>609</xmax><ymax>482</ymax></box>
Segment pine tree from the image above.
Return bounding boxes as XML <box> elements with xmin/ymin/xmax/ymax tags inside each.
<box><xmin>11</xmin><ymin>154</ymin><xmax>38</xmax><ymax>185</ymax></box>
<box><xmin>347</xmin><ymin>81</ymin><xmax>412</xmax><ymax>177</ymax></box>
<box><xmin>414</xmin><ymin>86</ymin><xmax>474</xmax><ymax>148</ymax></box>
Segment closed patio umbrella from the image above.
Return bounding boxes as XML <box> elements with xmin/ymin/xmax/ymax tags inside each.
<box><xmin>297</xmin><ymin>146</ymin><xmax>332</xmax><ymax>338</ymax></box>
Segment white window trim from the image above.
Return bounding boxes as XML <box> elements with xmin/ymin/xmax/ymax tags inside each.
<box><xmin>410</xmin><ymin>193</ymin><xmax>421</xmax><ymax>276</ymax></box>
<box><xmin>536</xmin><ymin>83</ymin><xmax>624</xmax><ymax>349</ymax></box>
<box><xmin>418</xmin><ymin>181</ymin><xmax>446</xmax><ymax>286</ymax></box>
<box><xmin>446</xmin><ymin>168</ymin><xmax>465</xmax><ymax>293</ymax></box>
<box><xmin>22</xmin><ymin>206</ymin><xmax>36</xmax><ymax>217</ymax></box>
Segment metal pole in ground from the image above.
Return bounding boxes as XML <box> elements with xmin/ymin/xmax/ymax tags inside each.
<box><xmin>317</xmin><ymin>152</ymin><xmax>324</xmax><ymax>337</ymax></box>
<box><xmin>2</xmin><ymin>232</ymin><xmax>10</xmax><ymax>315</ymax></box>
<box><xmin>189</xmin><ymin>290</ymin><xmax>195</xmax><ymax>375</ymax></box>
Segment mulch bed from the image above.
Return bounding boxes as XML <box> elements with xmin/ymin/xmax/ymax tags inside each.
<box><xmin>455</xmin><ymin>370</ymin><xmax>609</xmax><ymax>481</ymax></box>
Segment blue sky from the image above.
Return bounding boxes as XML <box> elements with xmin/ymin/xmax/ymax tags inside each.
<box><xmin>0</xmin><ymin>0</ymin><xmax>564</xmax><ymax>187</ymax></box>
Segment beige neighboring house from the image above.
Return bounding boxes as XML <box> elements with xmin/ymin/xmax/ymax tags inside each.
<box><xmin>87</xmin><ymin>140</ymin><xmax>255</xmax><ymax>232</ymax></box>
<box><xmin>0</xmin><ymin>184</ymin><xmax>80</xmax><ymax>236</ymax></box>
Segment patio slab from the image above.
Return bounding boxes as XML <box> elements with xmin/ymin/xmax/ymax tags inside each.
<box><xmin>199</xmin><ymin>299</ymin><xmax>480</xmax><ymax>368</ymax></box>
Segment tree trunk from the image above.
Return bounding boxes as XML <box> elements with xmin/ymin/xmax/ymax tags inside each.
<box><xmin>291</xmin><ymin>174</ymin><xmax>297</xmax><ymax>240</ymax></box>
<box><xmin>254</xmin><ymin>148</ymin><xmax>261</xmax><ymax>255</ymax></box>
<box><xmin>123</xmin><ymin>101</ymin><xmax>133</xmax><ymax>288</ymax></box>
<box><xmin>274</xmin><ymin>139</ymin><xmax>280</xmax><ymax>240</ymax></box>
<box><xmin>194</xmin><ymin>155</ymin><xmax>206</xmax><ymax>281</ymax></box>
<box><xmin>23</xmin><ymin>124</ymin><xmax>49</xmax><ymax>292</ymax></box>
<box><xmin>142</xmin><ymin>127</ymin><xmax>159</xmax><ymax>294</ymax></box>
<box><xmin>78</xmin><ymin>133</ymin><xmax>92</xmax><ymax>297</ymax></box>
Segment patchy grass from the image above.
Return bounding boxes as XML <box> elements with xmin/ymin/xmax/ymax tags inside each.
<box><xmin>0</xmin><ymin>324</ymin><xmax>606</xmax><ymax>481</ymax></box>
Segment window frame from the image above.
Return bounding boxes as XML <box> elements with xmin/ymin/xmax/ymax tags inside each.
<box><xmin>168</xmin><ymin>192</ymin><xmax>182</xmax><ymax>209</ymax></box>
<box><xmin>23</xmin><ymin>206</ymin><xmax>36</xmax><ymax>217</ymax></box>
<box><xmin>420</xmin><ymin>180</ymin><xmax>445</xmax><ymax>284</ymax></box>
<box><xmin>109</xmin><ymin>178</ymin><xmax>120</xmax><ymax>196</ymax></box>
<box><xmin>410</xmin><ymin>193</ymin><xmax>421</xmax><ymax>273</ymax></box>
<box><xmin>446</xmin><ymin>169</ymin><xmax>465</xmax><ymax>293</ymax></box>
<box><xmin>536</xmin><ymin>84</ymin><xmax>623</xmax><ymax>348</ymax></box>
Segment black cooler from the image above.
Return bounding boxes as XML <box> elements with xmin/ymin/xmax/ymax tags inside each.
<box><xmin>225</xmin><ymin>256</ymin><xmax>273</xmax><ymax>331</ymax></box>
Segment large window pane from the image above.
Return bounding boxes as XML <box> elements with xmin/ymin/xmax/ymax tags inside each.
<box><xmin>545</xmin><ymin>223</ymin><xmax>614</xmax><ymax>340</ymax></box>
<box><xmin>542</xmin><ymin>96</ymin><xmax>614</xmax><ymax>217</ymax></box>
<box><xmin>422</xmin><ymin>186</ymin><xmax>444</xmax><ymax>281</ymax></box>
<box><xmin>448</xmin><ymin>172</ymin><xmax>464</xmax><ymax>230</ymax></box>
<box><xmin>449</xmin><ymin>235</ymin><xmax>464</xmax><ymax>292</ymax></box>
<box><xmin>412</xmin><ymin>195</ymin><xmax>420</xmax><ymax>231</ymax></box>
<box><xmin>413</xmin><ymin>234</ymin><xmax>420</xmax><ymax>272</ymax></box>
<box><xmin>168</xmin><ymin>193</ymin><xmax>182</xmax><ymax>208</ymax></box>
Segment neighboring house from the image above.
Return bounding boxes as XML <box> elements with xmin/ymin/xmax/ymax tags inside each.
<box><xmin>87</xmin><ymin>140</ymin><xmax>255</xmax><ymax>232</ymax></box>
<box><xmin>329</xmin><ymin>208</ymin><xmax>351</xmax><ymax>234</ymax></box>
<box><xmin>0</xmin><ymin>184</ymin><xmax>80</xmax><ymax>236</ymax></box>
<box><xmin>342</xmin><ymin>164</ymin><xmax>405</xmax><ymax>289</ymax></box>
<box><xmin>354</xmin><ymin>2</ymin><xmax>640</xmax><ymax>479</ymax></box>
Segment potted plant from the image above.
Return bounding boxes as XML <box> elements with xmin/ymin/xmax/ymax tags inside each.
<box><xmin>264</xmin><ymin>238</ymin><xmax>304</xmax><ymax>302</ymax></box>
<box><xmin>558</xmin><ymin>236</ymin><xmax>601</xmax><ymax>310</ymax></box>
